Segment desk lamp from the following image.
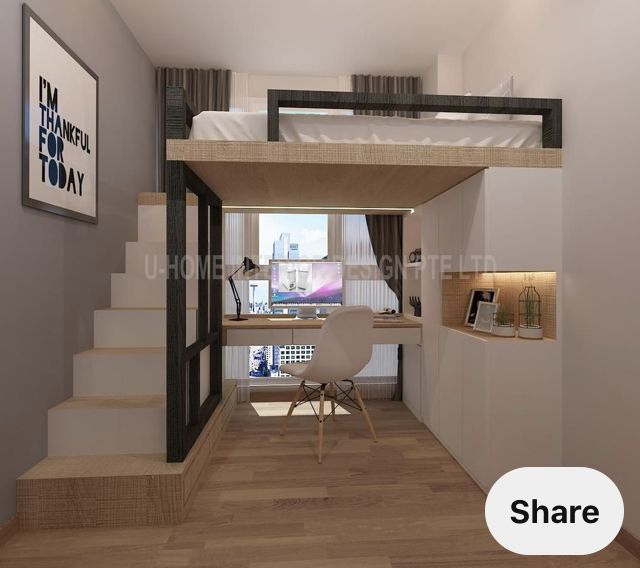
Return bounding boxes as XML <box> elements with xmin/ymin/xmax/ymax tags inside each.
<box><xmin>228</xmin><ymin>257</ymin><xmax>259</xmax><ymax>321</ymax></box>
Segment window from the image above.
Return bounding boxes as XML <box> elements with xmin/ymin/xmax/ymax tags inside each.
<box><xmin>224</xmin><ymin>212</ymin><xmax>400</xmax><ymax>384</ymax></box>
<box><xmin>249</xmin><ymin>214</ymin><xmax>328</xmax><ymax>378</ymax></box>
<box><xmin>258</xmin><ymin>213</ymin><xmax>328</xmax><ymax>264</ymax></box>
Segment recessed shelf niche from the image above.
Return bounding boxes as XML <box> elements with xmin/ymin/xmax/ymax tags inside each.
<box><xmin>441</xmin><ymin>271</ymin><xmax>557</xmax><ymax>339</ymax></box>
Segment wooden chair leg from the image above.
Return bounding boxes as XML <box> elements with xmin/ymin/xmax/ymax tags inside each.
<box><xmin>280</xmin><ymin>380</ymin><xmax>305</xmax><ymax>437</ymax></box>
<box><xmin>329</xmin><ymin>383</ymin><xmax>336</xmax><ymax>421</ymax></box>
<box><xmin>318</xmin><ymin>384</ymin><xmax>326</xmax><ymax>463</ymax></box>
<box><xmin>353</xmin><ymin>383</ymin><xmax>377</xmax><ymax>442</ymax></box>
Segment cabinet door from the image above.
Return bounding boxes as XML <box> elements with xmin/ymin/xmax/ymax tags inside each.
<box><xmin>438</xmin><ymin>328</ymin><xmax>464</xmax><ymax>459</ymax></box>
<box><xmin>421</xmin><ymin>200</ymin><xmax>440</xmax><ymax>432</ymax></box>
<box><xmin>484</xmin><ymin>168</ymin><xmax>562</xmax><ymax>271</ymax></box>
<box><xmin>486</xmin><ymin>340</ymin><xmax>562</xmax><ymax>485</ymax></box>
<box><xmin>462</xmin><ymin>335</ymin><xmax>490</xmax><ymax>490</ymax></box>
<box><xmin>461</xmin><ymin>173</ymin><xmax>488</xmax><ymax>272</ymax></box>
<box><xmin>437</xmin><ymin>185</ymin><xmax>463</xmax><ymax>272</ymax></box>
<box><xmin>402</xmin><ymin>344</ymin><xmax>422</xmax><ymax>421</ymax></box>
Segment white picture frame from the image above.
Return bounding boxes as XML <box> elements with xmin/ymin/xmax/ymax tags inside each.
<box><xmin>464</xmin><ymin>288</ymin><xmax>499</xmax><ymax>327</ymax></box>
<box><xmin>473</xmin><ymin>301</ymin><xmax>499</xmax><ymax>333</ymax></box>
<box><xmin>22</xmin><ymin>5</ymin><xmax>98</xmax><ymax>223</ymax></box>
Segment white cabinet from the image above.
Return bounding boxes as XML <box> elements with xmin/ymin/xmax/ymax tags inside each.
<box><xmin>438</xmin><ymin>327</ymin><xmax>562</xmax><ymax>491</ymax></box>
<box><xmin>484</xmin><ymin>337</ymin><xmax>562</xmax><ymax>484</ymax></box>
<box><xmin>483</xmin><ymin>168</ymin><xmax>562</xmax><ymax>272</ymax></box>
<box><xmin>419</xmin><ymin>167</ymin><xmax>562</xmax><ymax>491</ymax></box>
<box><xmin>436</xmin><ymin>168</ymin><xmax>562</xmax><ymax>273</ymax></box>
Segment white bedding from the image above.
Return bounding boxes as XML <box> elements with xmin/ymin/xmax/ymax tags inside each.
<box><xmin>190</xmin><ymin>111</ymin><xmax>542</xmax><ymax>148</ymax></box>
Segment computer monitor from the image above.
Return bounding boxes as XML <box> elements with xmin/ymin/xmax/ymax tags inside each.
<box><xmin>269</xmin><ymin>260</ymin><xmax>343</xmax><ymax>308</ymax></box>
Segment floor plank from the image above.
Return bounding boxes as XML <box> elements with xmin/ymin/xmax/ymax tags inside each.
<box><xmin>0</xmin><ymin>401</ymin><xmax>637</xmax><ymax>567</ymax></box>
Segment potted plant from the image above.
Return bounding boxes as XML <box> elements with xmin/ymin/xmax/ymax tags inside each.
<box><xmin>492</xmin><ymin>304</ymin><xmax>515</xmax><ymax>337</ymax></box>
<box><xmin>518</xmin><ymin>278</ymin><xmax>544</xmax><ymax>339</ymax></box>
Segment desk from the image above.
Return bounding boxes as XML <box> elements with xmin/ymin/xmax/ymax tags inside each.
<box><xmin>222</xmin><ymin>314</ymin><xmax>422</xmax><ymax>346</ymax></box>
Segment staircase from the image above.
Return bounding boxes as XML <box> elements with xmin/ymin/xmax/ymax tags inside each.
<box><xmin>17</xmin><ymin>193</ymin><xmax>236</xmax><ymax>529</ymax></box>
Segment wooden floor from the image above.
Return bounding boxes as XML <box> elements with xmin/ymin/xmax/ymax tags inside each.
<box><xmin>0</xmin><ymin>401</ymin><xmax>637</xmax><ymax>567</ymax></box>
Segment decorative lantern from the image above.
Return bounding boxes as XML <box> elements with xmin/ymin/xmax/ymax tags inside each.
<box><xmin>518</xmin><ymin>273</ymin><xmax>543</xmax><ymax>339</ymax></box>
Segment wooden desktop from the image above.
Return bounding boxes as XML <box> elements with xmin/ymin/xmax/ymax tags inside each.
<box><xmin>222</xmin><ymin>314</ymin><xmax>422</xmax><ymax>346</ymax></box>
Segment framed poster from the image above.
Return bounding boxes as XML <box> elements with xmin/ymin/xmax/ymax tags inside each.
<box><xmin>22</xmin><ymin>4</ymin><xmax>98</xmax><ymax>223</ymax></box>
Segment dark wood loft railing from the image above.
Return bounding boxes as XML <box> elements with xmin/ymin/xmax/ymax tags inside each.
<box><xmin>267</xmin><ymin>89</ymin><xmax>562</xmax><ymax>148</ymax></box>
<box><xmin>164</xmin><ymin>86</ymin><xmax>223</xmax><ymax>462</ymax></box>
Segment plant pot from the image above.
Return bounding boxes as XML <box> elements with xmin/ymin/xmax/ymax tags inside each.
<box><xmin>518</xmin><ymin>325</ymin><xmax>544</xmax><ymax>340</ymax></box>
<box><xmin>492</xmin><ymin>324</ymin><xmax>516</xmax><ymax>337</ymax></box>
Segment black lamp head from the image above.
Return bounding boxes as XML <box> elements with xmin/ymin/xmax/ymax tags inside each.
<box><xmin>242</xmin><ymin>257</ymin><xmax>259</xmax><ymax>276</ymax></box>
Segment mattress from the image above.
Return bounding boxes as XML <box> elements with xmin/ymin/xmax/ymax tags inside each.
<box><xmin>189</xmin><ymin>111</ymin><xmax>542</xmax><ymax>148</ymax></box>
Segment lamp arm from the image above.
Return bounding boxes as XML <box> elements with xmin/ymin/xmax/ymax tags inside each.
<box><xmin>228</xmin><ymin>275</ymin><xmax>242</xmax><ymax>320</ymax></box>
<box><xmin>229</xmin><ymin>263</ymin><xmax>244</xmax><ymax>278</ymax></box>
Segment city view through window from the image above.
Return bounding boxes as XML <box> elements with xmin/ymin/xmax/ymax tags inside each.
<box><xmin>249</xmin><ymin>214</ymin><xmax>328</xmax><ymax>378</ymax></box>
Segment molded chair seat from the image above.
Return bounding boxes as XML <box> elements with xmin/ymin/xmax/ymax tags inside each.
<box><xmin>279</xmin><ymin>306</ymin><xmax>378</xmax><ymax>463</ymax></box>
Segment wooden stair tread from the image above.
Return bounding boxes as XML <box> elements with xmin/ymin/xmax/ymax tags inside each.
<box><xmin>96</xmin><ymin>307</ymin><xmax>197</xmax><ymax>311</ymax></box>
<box><xmin>76</xmin><ymin>347</ymin><xmax>166</xmax><ymax>356</ymax></box>
<box><xmin>50</xmin><ymin>395</ymin><xmax>166</xmax><ymax>411</ymax></box>
<box><xmin>18</xmin><ymin>453</ymin><xmax>182</xmax><ymax>480</ymax></box>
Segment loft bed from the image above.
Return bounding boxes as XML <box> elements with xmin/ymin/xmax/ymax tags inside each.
<box><xmin>162</xmin><ymin>87</ymin><xmax>562</xmax><ymax>462</ymax></box>
<box><xmin>165</xmin><ymin>88</ymin><xmax>562</xmax><ymax>210</ymax></box>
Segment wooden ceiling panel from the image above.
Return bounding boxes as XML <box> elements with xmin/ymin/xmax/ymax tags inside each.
<box><xmin>166</xmin><ymin>140</ymin><xmax>561</xmax><ymax>208</ymax></box>
<box><xmin>188</xmin><ymin>161</ymin><xmax>484</xmax><ymax>208</ymax></box>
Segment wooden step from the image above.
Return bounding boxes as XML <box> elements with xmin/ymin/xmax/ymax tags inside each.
<box><xmin>19</xmin><ymin>382</ymin><xmax>237</xmax><ymax>530</ymax></box>
<box><xmin>48</xmin><ymin>395</ymin><xmax>166</xmax><ymax>456</ymax></box>
<box><xmin>111</xmin><ymin>273</ymin><xmax>198</xmax><ymax>308</ymax></box>
<box><xmin>137</xmin><ymin>203</ymin><xmax>199</xmax><ymax>243</ymax></box>
<box><xmin>124</xmin><ymin>241</ymin><xmax>198</xmax><ymax>276</ymax></box>
<box><xmin>93</xmin><ymin>307</ymin><xmax>197</xmax><ymax>348</ymax></box>
<box><xmin>73</xmin><ymin>347</ymin><xmax>165</xmax><ymax>396</ymax></box>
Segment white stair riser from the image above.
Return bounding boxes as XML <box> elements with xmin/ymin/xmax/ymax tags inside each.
<box><xmin>73</xmin><ymin>351</ymin><xmax>165</xmax><ymax>396</ymax></box>
<box><xmin>137</xmin><ymin>205</ymin><xmax>199</xmax><ymax>243</ymax></box>
<box><xmin>94</xmin><ymin>309</ymin><xmax>197</xmax><ymax>348</ymax></box>
<box><xmin>125</xmin><ymin>242</ymin><xmax>198</xmax><ymax>276</ymax></box>
<box><xmin>48</xmin><ymin>407</ymin><xmax>165</xmax><ymax>456</ymax></box>
<box><xmin>111</xmin><ymin>273</ymin><xmax>198</xmax><ymax>308</ymax></box>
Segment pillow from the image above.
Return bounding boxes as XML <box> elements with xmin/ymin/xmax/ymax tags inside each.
<box><xmin>472</xmin><ymin>76</ymin><xmax>514</xmax><ymax>120</ymax></box>
<box><xmin>435</xmin><ymin>92</ymin><xmax>472</xmax><ymax>120</ymax></box>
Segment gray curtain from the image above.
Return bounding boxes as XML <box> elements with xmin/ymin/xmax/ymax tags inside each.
<box><xmin>365</xmin><ymin>215</ymin><xmax>404</xmax><ymax>401</ymax></box>
<box><xmin>351</xmin><ymin>74</ymin><xmax>423</xmax><ymax>118</ymax></box>
<box><xmin>156</xmin><ymin>68</ymin><xmax>231</xmax><ymax>192</ymax></box>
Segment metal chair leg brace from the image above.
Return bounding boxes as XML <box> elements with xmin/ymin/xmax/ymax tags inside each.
<box><xmin>280</xmin><ymin>379</ymin><xmax>378</xmax><ymax>463</ymax></box>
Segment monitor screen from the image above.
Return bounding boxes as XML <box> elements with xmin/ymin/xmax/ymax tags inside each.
<box><xmin>270</xmin><ymin>261</ymin><xmax>343</xmax><ymax>307</ymax></box>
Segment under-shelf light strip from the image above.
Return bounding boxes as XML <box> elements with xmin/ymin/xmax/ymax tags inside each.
<box><xmin>222</xmin><ymin>205</ymin><xmax>415</xmax><ymax>213</ymax></box>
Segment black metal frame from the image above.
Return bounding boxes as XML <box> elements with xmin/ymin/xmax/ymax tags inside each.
<box><xmin>267</xmin><ymin>89</ymin><xmax>562</xmax><ymax>148</ymax></box>
<box><xmin>165</xmin><ymin>87</ymin><xmax>223</xmax><ymax>462</ymax></box>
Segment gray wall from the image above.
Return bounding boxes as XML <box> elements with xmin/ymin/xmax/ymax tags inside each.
<box><xmin>0</xmin><ymin>0</ymin><xmax>155</xmax><ymax>524</ymax></box>
<box><xmin>463</xmin><ymin>0</ymin><xmax>640</xmax><ymax>538</ymax></box>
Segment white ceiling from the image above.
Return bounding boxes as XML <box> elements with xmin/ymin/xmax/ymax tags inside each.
<box><xmin>110</xmin><ymin>0</ymin><xmax>506</xmax><ymax>76</ymax></box>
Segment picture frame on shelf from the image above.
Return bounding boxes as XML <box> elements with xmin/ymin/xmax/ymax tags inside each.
<box><xmin>465</xmin><ymin>288</ymin><xmax>499</xmax><ymax>327</ymax></box>
<box><xmin>473</xmin><ymin>301</ymin><xmax>499</xmax><ymax>333</ymax></box>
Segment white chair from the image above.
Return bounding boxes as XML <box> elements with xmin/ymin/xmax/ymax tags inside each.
<box><xmin>280</xmin><ymin>306</ymin><xmax>377</xmax><ymax>463</ymax></box>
